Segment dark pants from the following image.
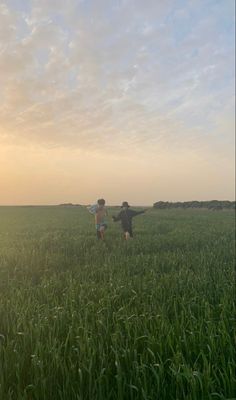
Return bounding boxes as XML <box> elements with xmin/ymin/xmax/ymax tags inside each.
<box><xmin>122</xmin><ymin>225</ymin><xmax>133</xmax><ymax>237</ymax></box>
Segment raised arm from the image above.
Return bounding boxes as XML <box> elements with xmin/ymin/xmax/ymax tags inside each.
<box><xmin>130</xmin><ymin>209</ymin><xmax>146</xmax><ymax>217</ymax></box>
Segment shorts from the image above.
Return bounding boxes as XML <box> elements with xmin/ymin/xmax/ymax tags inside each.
<box><xmin>96</xmin><ymin>223</ymin><xmax>107</xmax><ymax>239</ymax></box>
<box><xmin>96</xmin><ymin>223</ymin><xmax>107</xmax><ymax>231</ymax></box>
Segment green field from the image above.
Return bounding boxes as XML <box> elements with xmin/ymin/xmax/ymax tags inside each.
<box><xmin>0</xmin><ymin>206</ymin><xmax>235</xmax><ymax>400</ymax></box>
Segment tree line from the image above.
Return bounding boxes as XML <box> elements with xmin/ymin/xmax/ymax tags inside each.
<box><xmin>153</xmin><ymin>200</ymin><xmax>235</xmax><ymax>210</ymax></box>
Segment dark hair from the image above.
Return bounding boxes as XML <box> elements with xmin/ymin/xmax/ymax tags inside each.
<box><xmin>97</xmin><ymin>198</ymin><xmax>105</xmax><ymax>206</ymax></box>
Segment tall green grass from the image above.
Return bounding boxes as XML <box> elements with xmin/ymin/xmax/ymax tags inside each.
<box><xmin>0</xmin><ymin>207</ymin><xmax>235</xmax><ymax>399</ymax></box>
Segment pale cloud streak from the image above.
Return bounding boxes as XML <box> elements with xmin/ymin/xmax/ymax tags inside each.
<box><xmin>1</xmin><ymin>1</ymin><xmax>234</xmax><ymax>150</ymax></box>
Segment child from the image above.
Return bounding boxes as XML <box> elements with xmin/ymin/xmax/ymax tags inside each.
<box><xmin>88</xmin><ymin>199</ymin><xmax>108</xmax><ymax>240</ymax></box>
<box><xmin>112</xmin><ymin>201</ymin><xmax>146</xmax><ymax>239</ymax></box>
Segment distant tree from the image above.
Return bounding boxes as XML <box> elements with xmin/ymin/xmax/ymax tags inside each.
<box><xmin>153</xmin><ymin>200</ymin><xmax>234</xmax><ymax>210</ymax></box>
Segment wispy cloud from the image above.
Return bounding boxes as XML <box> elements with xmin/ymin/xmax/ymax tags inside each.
<box><xmin>0</xmin><ymin>0</ymin><xmax>234</xmax><ymax>162</ymax></box>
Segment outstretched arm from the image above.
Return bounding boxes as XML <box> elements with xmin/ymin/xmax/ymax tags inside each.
<box><xmin>87</xmin><ymin>204</ymin><xmax>97</xmax><ymax>215</ymax></box>
<box><xmin>131</xmin><ymin>209</ymin><xmax>147</xmax><ymax>217</ymax></box>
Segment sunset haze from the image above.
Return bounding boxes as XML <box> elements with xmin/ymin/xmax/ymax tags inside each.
<box><xmin>0</xmin><ymin>0</ymin><xmax>235</xmax><ymax>205</ymax></box>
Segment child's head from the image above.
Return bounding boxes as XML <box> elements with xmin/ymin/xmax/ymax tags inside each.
<box><xmin>121</xmin><ymin>201</ymin><xmax>130</xmax><ymax>209</ymax></box>
<box><xmin>97</xmin><ymin>198</ymin><xmax>105</xmax><ymax>208</ymax></box>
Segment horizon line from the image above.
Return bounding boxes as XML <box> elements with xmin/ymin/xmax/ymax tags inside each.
<box><xmin>0</xmin><ymin>199</ymin><xmax>235</xmax><ymax>207</ymax></box>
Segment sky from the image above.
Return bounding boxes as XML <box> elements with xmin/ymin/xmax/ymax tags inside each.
<box><xmin>0</xmin><ymin>0</ymin><xmax>235</xmax><ymax>205</ymax></box>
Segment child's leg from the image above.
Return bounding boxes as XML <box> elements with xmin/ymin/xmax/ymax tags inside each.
<box><xmin>100</xmin><ymin>225</ymin><xmax>106</xmax><ymax>240</ymax></box>
<box><xmin>100</xmin><ymin>228</ymin><xmax>104</xmax><ymax>240</ymax></box>
<box><xmin>124</xmin><ymin>231</ymin><xmax>130</xmax><ymax>240</ymax></box>
<box><xmin>97</xmin><ymin>229</ymin><xmax>101</xmax><ymax>239</ymax></box>
<box><xmin>96</xmin><ymin>224</ymin><xmax>100</xmax><ymax>239</ymax></box>
<box><xmin>124</xmin><ymin>228</ymin><xmax>133</xmax><ymax>239</ymax></box>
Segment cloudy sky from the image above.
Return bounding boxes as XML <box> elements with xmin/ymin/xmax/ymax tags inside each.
<box><xmin>0</xmin><ymin>0</ymin><xmax>235</xmax><ymax>205</ymax></box>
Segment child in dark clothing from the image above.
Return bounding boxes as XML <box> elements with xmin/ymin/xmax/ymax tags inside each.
<box><xmin>112</xmin><ymin>201</ymin><xmax>146</xmax><ymax>239</ymax></box>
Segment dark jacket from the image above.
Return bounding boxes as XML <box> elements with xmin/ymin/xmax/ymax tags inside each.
<box><xmin>112</xmin><ymin>209</ymin><xmax>145</xmax><ymax>232</ymax></box>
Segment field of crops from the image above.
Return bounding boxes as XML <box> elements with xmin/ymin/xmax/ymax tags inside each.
<box><xmin>0</xmin><ymin>206</ymin><xmax>235</xmax><ymax>400</ymax></box>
